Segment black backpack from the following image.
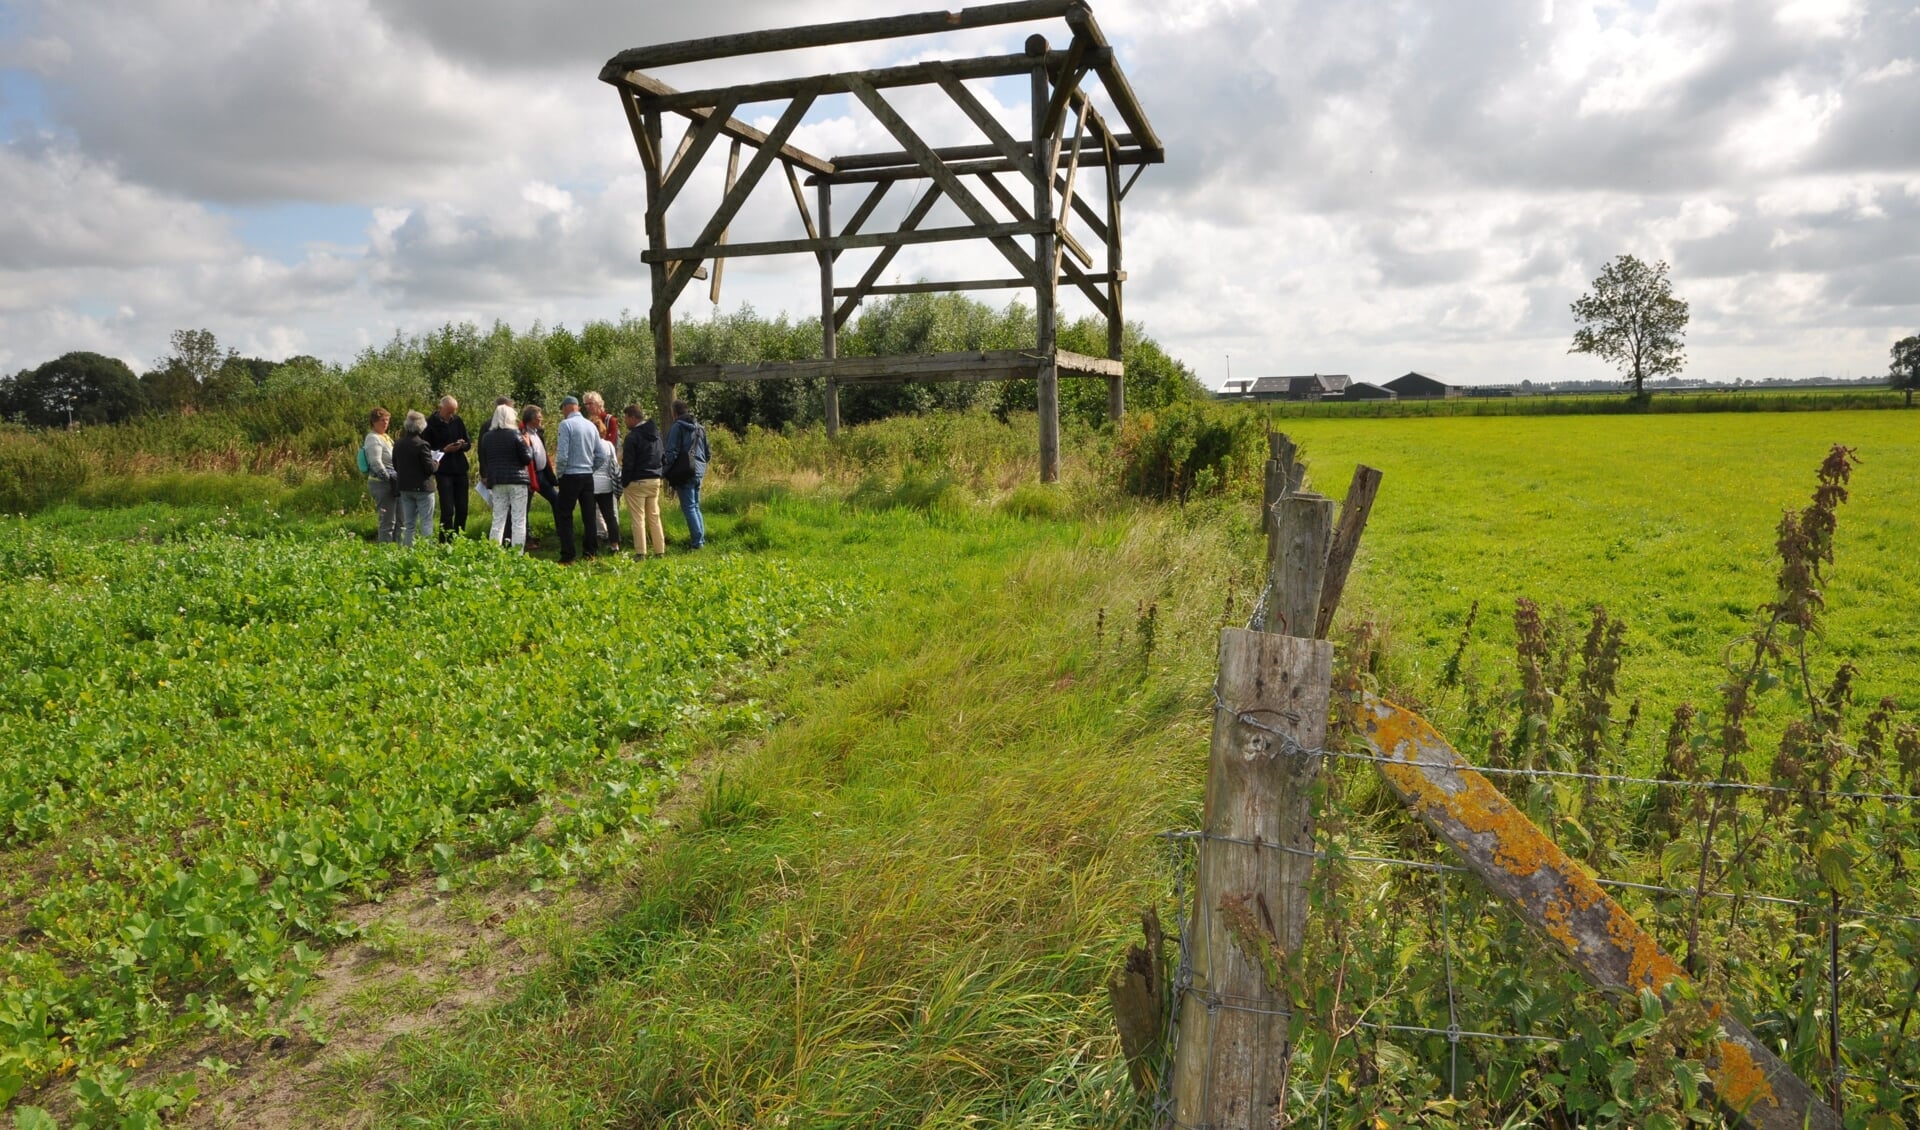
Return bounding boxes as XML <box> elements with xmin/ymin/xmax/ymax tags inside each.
<box><xmin>665</xmin><ymin>424</ymin><xmax>703</xmax><ymax>487</ymax></box>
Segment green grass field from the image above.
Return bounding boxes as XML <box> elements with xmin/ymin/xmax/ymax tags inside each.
<box><xmin>3</xmin><ymin>407</ymin><xmax>1916</xmax><ymax>1127</ymax></box>
<box><xmin>1286</xmin><ymin>410</ymin><xmax>1920</xmax><ymax>734</ymax></box>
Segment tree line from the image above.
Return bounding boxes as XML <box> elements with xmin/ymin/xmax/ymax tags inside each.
<box><xmin>0</xmin><ymin>292</ymin><xmax>1205</xmax><ymax>434</ymax></box>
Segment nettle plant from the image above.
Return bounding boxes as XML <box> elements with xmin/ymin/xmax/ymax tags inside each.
<box><xmin>1295</xmin><ymin>446</ymin><xmax>1920</xmax><ymax>1128</ymax></box>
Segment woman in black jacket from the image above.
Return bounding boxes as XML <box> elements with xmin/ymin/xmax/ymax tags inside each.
<box><xmin>394</xmin><ymin>411</ymin><xmax>440</xmax><ymax>547</ymax></box>
<box><xmin>478</xmin><ymin>403</ymin><xmax>532</xmax><ymax>551</ymax></box>
<box><xmin>618</xmin><ymin>403</ymin><xmax>666</xmax><ymax>558</ymax></box>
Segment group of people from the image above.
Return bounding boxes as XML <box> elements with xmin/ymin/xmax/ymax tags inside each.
<box><xmin>361</xmin><ymin>391</ymin><xmax>711</xmax><ymax>561</ymax></box>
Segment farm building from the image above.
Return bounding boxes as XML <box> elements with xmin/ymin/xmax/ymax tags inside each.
<box><xmin>1334</xmin><ymin>381</ymin><xmax>1394</xmax><ymax>401</ymax></box>
<box><xmin>1227</xmin><ymin>373</ymin><xmax>1351</xmax><ymax>401</ymax></box>
<box><xmin>1385</xmin><ymin>372</ymin><xmax>1459</xmax><ymax>399</ymax></box>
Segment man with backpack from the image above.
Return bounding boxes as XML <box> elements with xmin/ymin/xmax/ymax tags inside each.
<box><xmin>662</xmin><ymin>399</ymin><xmax>710</xmax><ymax>551</ymax></box>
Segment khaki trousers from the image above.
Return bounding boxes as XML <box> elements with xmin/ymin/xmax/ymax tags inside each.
<box><xmin>622</xmin><ymin>479</ymin><xmax>667</xmax><ymax>556</ymax></box>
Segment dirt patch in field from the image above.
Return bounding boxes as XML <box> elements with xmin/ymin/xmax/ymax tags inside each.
<box><xmin>166</xmin><ymin>756</ymin><xmax>726</xmax><ymax>1128</ymax></box>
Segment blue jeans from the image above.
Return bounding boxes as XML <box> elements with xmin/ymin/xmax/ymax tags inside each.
<box><xmin>399</xmin><ymin>490</ymin><xmax>436</xmax><ymax>547</ymax></box>
<box><xmin>676</xmin><ymin>479</ymin><xmax>705</xmax><ymax>549</ymax></box>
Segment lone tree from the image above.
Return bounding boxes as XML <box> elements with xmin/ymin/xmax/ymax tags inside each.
<box><xmin>1569</xmin><ymin>254</ymin><xmax>1689</xmax><ymax>397</ymax></box>
<box><xmin>1891</xmin><ymin>334</ymin><xmax>1920</xmax><ymax>407</ymax></box>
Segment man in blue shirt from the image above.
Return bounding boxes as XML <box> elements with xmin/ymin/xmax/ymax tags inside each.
<box><xmin>551</xmin><ymin>395</ymin><xmax>602</xmax><ymax>563</ymax></box>
<box><xmin>662</xmin><ymin>400</ymin><xmax>710</xmax><ymax>550</ymax></box>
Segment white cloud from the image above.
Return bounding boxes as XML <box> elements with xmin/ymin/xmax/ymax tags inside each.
<box><xmin>0</xmin><ymin>0</ymin><xmax>1916</xmax><ymax>387</ymax></box>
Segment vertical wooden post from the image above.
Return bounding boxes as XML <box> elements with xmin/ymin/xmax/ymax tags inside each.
<box><xmin>1261</xmin><ymin>431</ymin><xmax>1295</xmax><ymax>533</ymax></box>
<box><xmin>1104</xmin><ymin>133</ymin><xmax>1125</xmax><ymax>426</ymax></box>
<box><xmin>817</xmin><ymin>180</ymin><xmax>841</xmax><ymax>439</ymax></box>
<box><xmin>1315</xmin><ymin>465</ymin><xmax>1383</xmax><ymax>638</ymax></box>
<box><xmin>1264</xmin><ymin>493</ymin><xmax>1333</xmax><ymax>638</ymax></box>
<box><xmin>1030</xmin><ymin>37</ymin><xmax>1061</xmax><ymax>483</ymax></box>
<box><xmin>1172</xmin><ymin>627</ymin><xmax>1333</xmax><ymax>1126</ymax></box>
<box><xmin>641</xmin><ymin>107</ymin><xmax>675</xmax><ymax>427</ymax></box>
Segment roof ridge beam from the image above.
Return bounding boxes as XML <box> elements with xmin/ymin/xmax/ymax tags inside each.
<box><xmin>601</xmin><ymin>0</ymin><xmax>1075</xmax><ymax>76</ymax></box>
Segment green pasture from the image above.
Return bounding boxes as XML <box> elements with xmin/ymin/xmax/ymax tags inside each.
<box><xmin>1284</xmin><ymin>410</ymin><xmax>1920</xmax><ymax>739</ymax></box>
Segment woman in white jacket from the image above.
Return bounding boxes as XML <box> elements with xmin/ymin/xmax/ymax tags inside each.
<box><xmin>361</xmin><ymin>407</ymin><xmax>400</xmax><ymax>543</ymax></box>
<box><xmin>590</xmin><ymin>434</ymin><xmax>621</xmax><ymax>556</ymax></box>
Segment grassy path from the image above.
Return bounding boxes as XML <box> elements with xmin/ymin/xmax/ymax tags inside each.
<box><xmin>312</xmin><ymin>492</ymin><xmax>1240</xmax><ymax>1127</ymax></box>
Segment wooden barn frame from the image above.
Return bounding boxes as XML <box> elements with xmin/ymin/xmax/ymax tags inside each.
<box><xmin>599</xmin><ymin>0</ymin><xmax>1163</xmax><ymax>481</ymax></box>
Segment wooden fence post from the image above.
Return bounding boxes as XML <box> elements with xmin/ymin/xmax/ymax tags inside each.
<box><xmin>1171</xmin><ymin>490</ymin><xmax>1337</xmax><ymax>1129</ymax></box>
<box><xmin>1170</xmin><ymin>627</ymin><xmax>1333</xmax><ymax>1128</ymax></box>
<box><xmin>1263</xmin><ymin>493</ymin><xmax>1334</xmax><ymax>638</ymax></box>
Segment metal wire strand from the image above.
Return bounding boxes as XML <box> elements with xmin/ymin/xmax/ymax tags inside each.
<box><xmin>1213</xmin><ymin>687</ymin><xmax>1920</xmax><ymax>807</ymax></box>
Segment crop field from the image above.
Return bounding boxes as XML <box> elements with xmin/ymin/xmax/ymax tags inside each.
<box><xmin>0</xmin><ymin>525</ymin><xmax>848</xmax><ymax>1121</ymax></box>
<box><xmin>2</xmin><ymin>405</ymin><xmax>1917</xmax><ymax>1126</ymax></box>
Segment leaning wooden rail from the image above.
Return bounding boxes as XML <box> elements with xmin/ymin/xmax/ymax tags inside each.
<box><xmin>1356</xmin><ymin>694</ymin><xmax>1842</xmax><ymax>1130</ymax></box>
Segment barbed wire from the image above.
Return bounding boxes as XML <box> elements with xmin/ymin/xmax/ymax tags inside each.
<box><xmin>1159</xmin><ymin>830</ymin><xmax>1920</xmax><ymax>931</ymax></box>
<box><xmin>1155</xmin><ymin>828</ymin><xmax>1920</xmax><ymax>1124</ymax></box>
<box><xmin>1211</xmin><ymin>686</ymin><xmax>1920</xmax><ymax>807</ymax></box>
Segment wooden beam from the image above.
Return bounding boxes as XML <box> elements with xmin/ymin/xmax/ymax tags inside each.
<box><xmin>647</xmin><ymin>216</ymin><xmax>1048</xmax><ymax>266</ymax></box>
<box><xmin>664</xmin><ymin>348</ymin><xmax>1118</xmax><ymax>385</ymax></box>
<box><xmin>834</xmin><ymin>184</ymin><xmax>945</xmax><ymax>327</ymax></box>
<box><xmin>636</xmin><ymin>106</ymin><xmax>675</xmax><ymax>427</ymax></box>
<box><xmin>662</xmin><ymin>83</ymin><xmax>820</xmax><ymax>305</ymax></box>
<box><xmin>1036</xmin><ymin>37</ymin><xmax>1088</xmax><ymax>161</ymax></box>
<box><xmin>976</xmin><ymin>172</ymin><xmax>1109</xmax><ymax>317</ymax></box>
<box><xmin>784</xmin><ymin>160</ymin><xmax>819</xmax><ymax>242</ymax></box>
<box><xmin>833</xmin><ymin>180</ymin><xmax>894</xmax><ymax>262</ymax></box>
<box><xmin>827</xmin><ymin>130</ymin><xmax>1146</xmax><ymax>173</ymax></box>
<box><xmin>1103</xmin><ymin>122</ymin><xmax>1124</xmax><ymax>424</ymax></box>
<box><xmin>601</xmin><ymin>0</ymin><xmax>1076</xmax><ymax>74</ymax></box>
<box><xmin>618</xmin><ymin>74</ymin><xmax>833</xmax><ymax>177</ymax></box>
<box><xmin>1357</xmin><ymin>695</ymin><xmax>1843</xmax><ymax>1130</ymax></box>
<box><xmin>1062</xmin><ymin>3</ymin><xmax>1164</xmax><ymax>155</ymax></box>
<box><xmin>661</xmin><ymin>118</ymin><xmax>698</xmax><ymax>188</ymax></box>
<box><xmin>1031</xmin><ymin>52</ymin><xmax>1061</xmax><ymax>484</ymax></box>
<box><xmin>708</xmin><ymin>139</ymin><xmax>742</xmax><ymax>305</ymax></box>
<box><xmin>1055</xmin><ymin>348</ymin><xmax>1124</xmax><ymax>377</ymax></box>
<box><xmin>845</xmin><ymin>74</ymin><xmax>1042</xmax><ymax>286</ymax></box>
<box><xmin>637</xmin><ymin>51</ymin><xmax>1079</xmax><ymax>116</ymax></box>
<box><xmin>1315</xmin><ymin>464</ymin><xmax>1383</xmax><ymax>638</ymax></box>
<box><xmin>818</xmin><ymin>181</ymin><xmax>838</xmax><ymax>439</ymax></box>
<box><xmin>811</xmin><ymin>148</ymin><xmax>1154</xmax><ymax>187</ymax></box>
<box><xmin>832</xmin><ymin>272</ymin><xmax>1122</xmax><ymax>297</ymax></box>
<box><xmin>658</xmin><ymin>93</ymin><xmax>739</xmax><ymax>210</ymax></box>
<box><xmin>926</xmin><ymin>60</ymin><xmax>1041</xmax><ymax>188</ymax></box>
<box><xmin>1053</xmin><ymin>92</ymin><xmax>1092</xmax><ymax>277</ymax></box>
<box><xmin>670</xmin><ymin>349</ymin><xmax>1041</xmax><ymax>384</ymax></box>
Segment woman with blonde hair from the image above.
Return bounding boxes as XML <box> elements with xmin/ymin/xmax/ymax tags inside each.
<box><xmin>362</xmin><ymin>407</ymin><xmax>400</xmax><ymax>543</ymax></box>
<box><xmin>478</xmin><ymin>402</ymin><xmax>532</xmax><ymax>550</ymax></box>
<box><xmin>582</xmin><ymin>391</ymin><xmax>618</xmax><ymax>543</ymax></box>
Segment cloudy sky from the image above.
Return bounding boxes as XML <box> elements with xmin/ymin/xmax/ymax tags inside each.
<box><xmin>2</xmin><ymin>0</ymin><xmax>1916</xmax><ymax>388</ymax></box>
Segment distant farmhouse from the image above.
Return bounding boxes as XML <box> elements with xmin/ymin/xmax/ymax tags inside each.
<box><xmin>1383</xmin><ymin>372</ymin><xmax>1460</xmax><ymax>400</ymax></box>
<box><xmin>1341</xmin><ymin>381</ymin><xmax>1394</xmax><ymax>400</ymax></box>
<box><xmin>1221</xmin><ymin>374</ymin><xmax>1354</xmax><ymax>401</ymax></box>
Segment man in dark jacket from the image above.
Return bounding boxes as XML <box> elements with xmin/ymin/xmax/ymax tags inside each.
<box><xmin>421</xmin><ymin>396</ymin><xmax>471</xmax><ymax>541</ymax></box>
<box><xmin>619</xmin><ymin>403</ymin><xmax>666</xmax><ymax>558</ymax></box>
<box><xmin>661</xmin><ymin>399</ymin><xmax>710</xmax><ymax>550</ymax></box>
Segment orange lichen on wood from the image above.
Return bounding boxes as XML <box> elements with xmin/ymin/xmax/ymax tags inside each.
<box><xmin>1361</xmin><ymin>694</ymin><xmax>1835</xmax><ymax>1130</ymax></box>
<box><xmin>1711</xmin><ymin>1038</ymin><xmax>1779</xmax><ymax>1114</ymax></box>
<box><xmin>1369</xmin><ymin>710</ymin><xmax>1557</xmax><ymax>878</ymax></box>
<box><xmin>1605</xmin><ymin>899</ymin><xmax>1685</xmax><ymax>993</ymax></box>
